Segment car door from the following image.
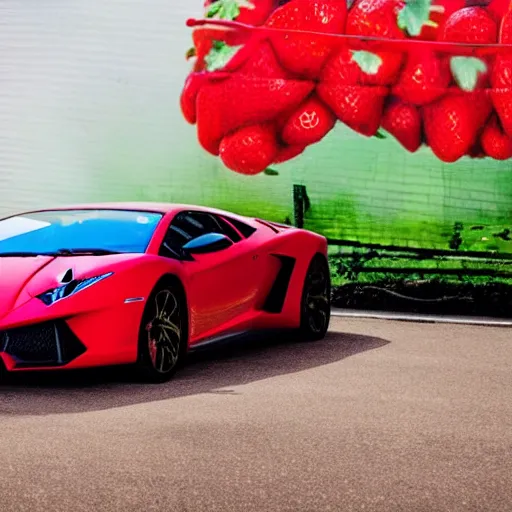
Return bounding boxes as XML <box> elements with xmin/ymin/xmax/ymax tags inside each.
<box><xmin>160</xmin><ymin>210</ymin><xmax>262</xmax><ymax>341</ymax></box>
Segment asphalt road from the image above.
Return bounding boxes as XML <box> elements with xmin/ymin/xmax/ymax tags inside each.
<box><xmin>0</xmin><ymin>317</ymin><xmax>511</xmax><ymax>512</ymax></box>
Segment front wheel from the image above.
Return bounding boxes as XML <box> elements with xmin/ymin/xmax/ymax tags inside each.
<box><xmin>299</xmin><ymin>254</ymin><xmax>331</xmax><ymax>341</ymax></box>
<box><xmin>135</xmin><ymin>280</ymin><xmax>187</xmax><ymax>383</ymax></box>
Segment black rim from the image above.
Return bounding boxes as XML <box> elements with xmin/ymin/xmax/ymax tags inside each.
<box><xmin>303</xmin><ymin>258</ymin><xmax>330</xmax><ymax>334</ymax></box>
<box><xmin>145</xmin><ymin>289</ymin><xmax>182</xmax><ymax>374</ymax></box>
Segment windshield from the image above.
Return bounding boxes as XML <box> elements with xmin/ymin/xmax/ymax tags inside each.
<box><xmin>0</xmin><ymin>209</ymin><xmax>163</xmax><ymax>256</ymax></box>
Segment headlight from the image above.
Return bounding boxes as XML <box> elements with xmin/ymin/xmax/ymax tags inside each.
<box><xmin>37</xmin><ymin>272</ymin><xmax>113</xmax><ymax>306</ymax></box>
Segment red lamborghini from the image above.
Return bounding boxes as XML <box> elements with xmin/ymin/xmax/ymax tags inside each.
<box><xmin>0</xmin><ymin>203</ymin><xmax>331</xmax><ymax>382</ymax></box>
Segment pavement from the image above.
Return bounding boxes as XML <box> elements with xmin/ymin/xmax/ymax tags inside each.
<box><xmin>0</xmin><ymin>317</ymin><xmax>511</xmax><ymax>512</ymax></box>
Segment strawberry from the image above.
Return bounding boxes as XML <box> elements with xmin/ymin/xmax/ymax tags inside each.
<box><xmin>273</xmin><ymin>144</ymin><xmax>307</xmax><ymax>163</ymax></box>
<box><xmin>491</xmin><ymin>10</ymin><xmax>512</xmax><ymax>136</ymax></box>
<box><xmin>481</xmin><ymin>115</ymin><xmax>512</xmax><ymax>160</ymax></box>
<box><xmin>413</xmin><ymin>0</ymin><xmax>465</xmax><ymax>41</ymax></box>
<box><xmin>180</xmin><ymin>73</ymin><xmax>210</xmax><ymax>125</ymax></box>
<box><xmin>195</xmin><ymin>42</ymin><xmax>314</xmax><ymax>155</ymax></box>
<box><xmin>281</xmin><ymin>96</ymin><xmax>336</xmax><ymax>146</ymax></box>
<box><xmin>471</xmin><ymin>89</ymin><xmax>493</xmax><ymax>129</ymax></box>
<box><xmin>499</xmin><ymin>6</ymin><xmax>512</xmax><ymax>42</ymax></box>
<box><xmin>441</xmin><ymin>8</ymin><xmax>497</xmax><ymax>96</ymax></box>
<box><xmin>317</xmin><ymin>48</ymin><xmax>388</xmax><ymax>137</ymax></box>
<box><xmin>423</xmin><ymin>94</ymin><xmax>480</xmax><ymax>163</ymax></box>
<box><xmin>219</xmin><ymin>123</ymin><xmax>278</xmax><ymax>174</ymax></box>
<box><xmin>381</xmin><ymin>98</ymin><xmax>422</xmax><ymax>153</ymax></box>
<box><xmin>204</xmin><ymin>0</ymin><xmax>276</xmax><ymax>26</ymax></box>
<box><xmin>265</xmin><ymin>0</ymin><xmax>347</xmax><ymax>78</ymax></box>
<box><xmin>452</xmin><ymin>85</ymin><xmax>492</xmax><ymax>129</ymax></box>
<box><xmin>347</xmin><ymin>0</ymin><xmax>405</xmax><ymax>39</ymax></box>
<box><xmin>392</xmin><ymin>50</ymin><xmax>451</xmax><ymax>106</ymax></box>
<box><xmin>345</xmin><ymin>0</ymin><xmax>406</xmax><ymax>85</ymax></box>
<box><xmin>441</xmin><ymin>7</ymin><xmax>498</xmax><ymax>43</ymax></box>
<box><xmin>487</xmin><ymin>0</ymin><xmax>512</xmax><ymax>22</ymax></box>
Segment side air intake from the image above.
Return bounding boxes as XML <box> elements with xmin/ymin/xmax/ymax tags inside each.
<box><xmin>262</xmin><ymin>255</ymin><xmax>296</xmax><ymax>313</ymax></box>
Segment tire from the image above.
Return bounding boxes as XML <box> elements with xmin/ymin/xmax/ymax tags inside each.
<box><xmin>135</xmin><ymin>279</ymin><xmax>188</xmax><ymax>383</ymax></box>
<box><xmin>299</xmin><ymin>254</ymin><xmax>331</xmax><ymax>341</ymax></box>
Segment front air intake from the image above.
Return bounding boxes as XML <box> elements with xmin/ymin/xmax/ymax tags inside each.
<box><xmin>0</xmin><ymin>320</ymin><xmax>86</xmax><ymax>367</ymax></box>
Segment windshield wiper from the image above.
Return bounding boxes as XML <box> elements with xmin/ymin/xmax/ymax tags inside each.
<box><xmin>0</xmin><ymin>248</ymin><xmax>121</xmax><ymax>258</ymax></box>
<box><xmin>51</xmin><ymin>248</ymin><xmax>122</xmax><ymax>256</ymax></box>
<box><xmin>0</xmin><ymin>251</ymin><xmax>48</xmax><ymax>257</ymax></box>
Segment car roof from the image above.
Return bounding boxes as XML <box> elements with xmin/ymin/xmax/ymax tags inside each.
<box><xmin>12</xmin><ymin>201</ymin><xmax>239</xmax><ymax>217</ymax></box>
<box><xmin>7</xmin><ymin>202</ymin><xmax>253</xmax><ymax>222</ymax></box>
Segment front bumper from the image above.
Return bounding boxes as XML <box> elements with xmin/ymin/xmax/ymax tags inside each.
<box><xmin>0</xmin><ymin>320</ymin><xmax>87</xmax><ymax>369</ymax></box>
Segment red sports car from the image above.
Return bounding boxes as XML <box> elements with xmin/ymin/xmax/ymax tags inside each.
<box><xmin>0</xmin><ymin>203</ymin><xmax>331</xmax><ymax>382</ymax></box>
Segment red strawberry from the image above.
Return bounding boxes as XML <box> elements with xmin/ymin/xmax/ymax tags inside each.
<box><xmin>470</xmin><ymin>89</ymin><xmax>493</xmax><ymax>129</ymax></box>
<box><xmin>281</xmin><ymin>96</ymin><xmax>336</xmax><ymax>146</ymax></box>
<box><xmin>499</xmin><ymin>7</ymin><xmax>512</xmax><ymax>42</ymax></box>
<box><xmin>381</xmin><ymin>98</ymin><xmax>422</xmax><ymax>153</ymax></box>
<box><xmin>423</xmin><ymin>94</ymin><xmax>479</xmax><ymax>163</ymax></box>
<box><xmin>204</xmin><ymin>0</ymin><xmax>276</xmax><ymax>26</ymax></box>
<box><xmin>347</xmin><ymin>0</ymin><xmax>405</xmax><ymax>39</ymax></box>
<box><xmin>441</xmin><ymin>8</ymin><xmax>497</xmax><ymax>95</ymax></box>
<box><xmin>180</xmin><ymin>73</ymin><xmax>210</xmax><ymax>125</ymax></box>
<box><xmin>273</xmin><ymin>144</ymin><xmax>307</xmax><ymax>163</ymax></box>
<box><xmin>219</xmin><ymin>123</ymin><xmax>278</xmax><ymax>174</ymax></box>
<box><xmin>481</xmin><ymin>115</ymin><xmax>512</xmax><ymax>160</ymax></box>
<box><xmin>392</xmin><ymin>50</ymin><xmax>451</xmax><ymax>106</ymax></box>
<box><xmin>413</xmin><ymin>0</ymin><xmax>465</xmax><ymax>41</ymax></box>
<box><xmin>491</xmin><ymin>11</ymin><xmax>512</xmax><ymax>136</ymax></box>
<box><xmin>441</xmin><ymin>7</ymin><xmax>498</xmax><ymax>44</ymax></box>
<box><xmin>487</xmin><ymin>0</ymin><xmax>512</xmax><ymax>22</ymax></box>
<box><xmin>265</xmin><ymin>0</ymin><xmax>347</xmax><ymax>78</ymax></box>
<box><xmin>195</xmin><ymin>42</ymin><xmax>314</xmax><ymax>155</ymax></box>
<box><xmin>346</xmin><ymin>0</ymin><xmax>406</xmax><ymax>85</ymax></box>
<box><xmin>317</xmin><ymin>48</ymin><xmax>388</xmax><ymax>137</ymax></box>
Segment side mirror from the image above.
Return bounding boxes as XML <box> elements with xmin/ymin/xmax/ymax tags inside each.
<box><xmin>182</xmin><ymin>233</ymin><xmax>233</xmax><ymax>255</ymax></box>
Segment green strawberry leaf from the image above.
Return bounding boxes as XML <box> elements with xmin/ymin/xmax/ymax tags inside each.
<box><xmin>264</xmin><ymin>168</ymin><xmax>279</xmax><ymax>176</ymax></box>
<box><xmin>374</xmin><ymin>130</ymin><xmax>387</xmax><ymax>139</ymax></box>
<box><xmin>205</xmin><ymin>41</ymin><xmax>243</xmax><ymax>71</ymax></box>
<box><xmin>397</xmin><ymin>0</ymin><xmax>433</xmax><ymax>37</ymax></box>
<box><xmin>186</xmin><ymin>47</ymin><xmax>196</xmax><ymax>60</ymax></box>
<box><xmin>450</xmin><ymin>56</ymin><xmax>488</xmax><ymax>92</ymax></box>
<box><xmin>351</xmin><ymin>50</ymin><xmax>383</xmax><ymax>75</ymax></box>
<box><xmin>206</xmin><ymin>0</ymin><xmax>254</xmax><ymax>20</ymax></box>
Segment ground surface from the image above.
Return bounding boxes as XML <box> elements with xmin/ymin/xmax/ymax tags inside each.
<box><xmin>0</xmin><ymin>318</ymin><xmax>511</xmax><ymax>512</ymax></box>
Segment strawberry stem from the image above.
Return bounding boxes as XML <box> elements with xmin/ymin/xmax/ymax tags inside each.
<box><xmin>205</xmin><ymin>41</ymin><xmax>244</xmax><ymax>71</ymax></box>
<box><xmin>398</xmin><ymin>0</ymin><xmax>435</xmax><ymax>37</ymax></box>
<box><xmin>450</xmin><ymin>56</ymin><xmax>487</xmax><ymax>92</ymax></box>
<box><xmin>429</xmin><ymin>5</ymin><xmax>445</xmax><ymax>14</ymax></box>
<box><xmin>205</xmin><ymin>0</ymin><xmax>254</xmax><ymax>21</ymax></box>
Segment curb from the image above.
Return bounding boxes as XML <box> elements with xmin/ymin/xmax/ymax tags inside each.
<box><xmin>331</xmin><ymin>308</ymin><xmax>512</xmax><ymax>327</ymax></box>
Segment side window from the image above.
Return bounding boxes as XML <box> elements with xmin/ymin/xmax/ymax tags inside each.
<box><xmin>159</xmin><ymin>211</ymin><xmax>242</xmax><ymax>258</ymax></box>
<box><xmin>223</xmin><ymin>216</ymin><xmax>257</xmax><ymax>239</ymax></box>
<box><xmin>209</xmin><ymin>214</ymin><xmax>242</xmax><ymax>243</ymax></box>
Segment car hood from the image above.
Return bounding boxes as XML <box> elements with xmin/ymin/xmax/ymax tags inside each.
<box><xmin>0</xmin><ymin>253</ymin><xmax>140</xmax><ymax>318</ymax></box>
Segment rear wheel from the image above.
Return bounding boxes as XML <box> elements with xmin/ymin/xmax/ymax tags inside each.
<box><xmin>299</xmin><ymin>254</ymin><xmax>331</xmax><ymax>341</ymax></box>
<box><xmin>135</xmin><ymin>280</ymin><xmax>187</xmax><ymax>383</ymax></box>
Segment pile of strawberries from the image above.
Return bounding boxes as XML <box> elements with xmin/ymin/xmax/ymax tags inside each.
<box><xmin>180</xmin><ymin>0</ymin><xmax>512</xmax><ymax>175</ymax></box>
